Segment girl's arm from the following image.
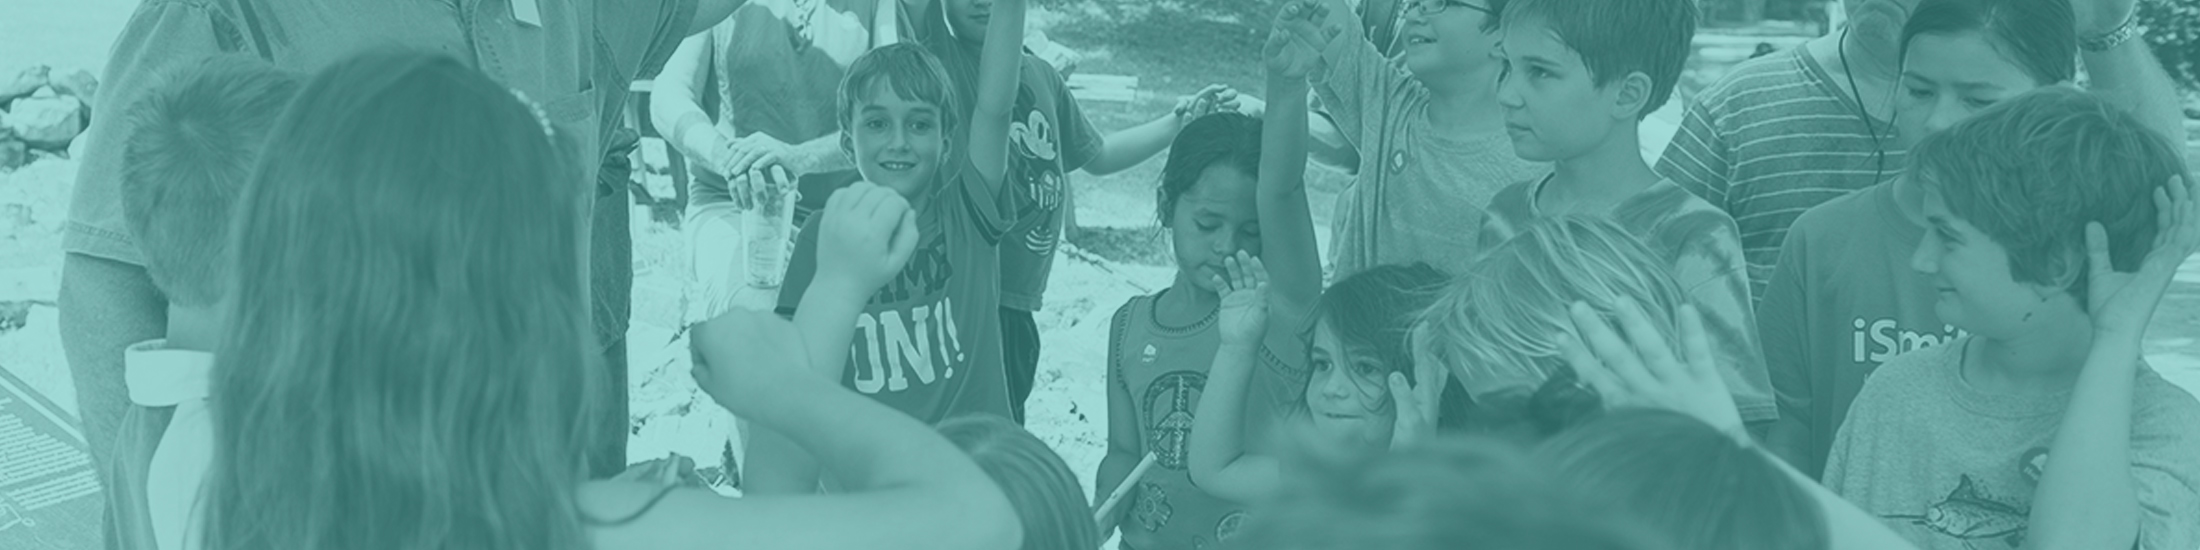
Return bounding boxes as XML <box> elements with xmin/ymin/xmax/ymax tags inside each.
<box><xmin>1094</xmin><ymin>349</ymin><xmax>1146</xmax><ymax>536</ymax></box>
<box><xmin>1257</xmin><ymin>72</ymin><xmax>1322</xmax><ymax>322</ymax></box>
<box><xmin>966</xmin><ymin>0</ymin><xmax>1026</xmax><ymax>188</ymax></box>
<box><xmin>591</xmin><ymin>311</ymin><xmax>1019</xmax><ymax>550</ymax></box>
<box><xmin>1187</xmin><ymin>254</ymin><xmax>1285</xmax><ymax>504</ymax></box>
<box><xmin>651</xmin><ymin>33</ymin><xmax>723</xmax><ymax>170</ymax></box>
<box><xmin>2075</xmin><ymin>2</ymin><xmax>2186</xmax><ymax>145</ymax></box>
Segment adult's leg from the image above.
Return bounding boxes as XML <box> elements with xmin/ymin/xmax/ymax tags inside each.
<box><xmin>58</xmin><ymin>252</ymin><xmax>168</xmax><ymax>550</ymax></box>
<box><xmin>999</xmin><ymin>307</ymin><xmax>1040</xmax><ymax>425</ymax></box>
<box><xmin>590</xmin><ymin>148</ymin><xmax>638</xmax><ymax>480</ymax></box>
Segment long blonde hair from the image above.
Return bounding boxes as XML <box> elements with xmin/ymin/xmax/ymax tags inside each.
<box><xmin>199</xmin><ymin>50</ymin><xmax>603</xmax><ymax>550</ymax></box>
<box><xmin>1418</xmin><ymin>217</ymin><xmax>1687</xmax><ymax>418</ymax></box>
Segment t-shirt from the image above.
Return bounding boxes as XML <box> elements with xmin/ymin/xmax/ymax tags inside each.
<box><xmin>1309</xmin><ymin>25</ymin><xmax>1546</xmax><ymax>280</ymax></box>
<box><xmin>1656</xmin><ymin>47</ymin><xmax>1907</xmax><ymax>300</ymax></box>
<box><xmin>1824</xmin><ymin>339</ymin><xmax>2200</xmax><ymax>550</ymax></box>
<box><xmin>1478</xmin><ymin>178</ymin><xmax>1775</xmax><ymax>422</ymax></box>
<box><xmin>915</xmin><ymin>9</ymin><xmax>1104</xmax><ymax>312</ymax></box>
<box><xmin>1106</xmin><ymin>291</ymin><xmax>1309</xmax><ymax>550</ymax></box>
<box><xmin>1759</xmin><ymin>181</ymin><xmax>1964</xmax><ymax>477</ymax></box>
<box><xmin>685</xmin><ymin>0</ymin><xmax>879</xmax><ymax>208</ymax></box>
<box><xmin>775</xmin><ymin>160</ymin><xmax>1036</xmax><ymax>423</ymax></box>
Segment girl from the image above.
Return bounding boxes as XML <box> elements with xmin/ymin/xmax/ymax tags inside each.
<box><xmin>1188</xmin><ymin>258</ymin><xmax>1455</xmax><ymax>504</ymax></box>
<box><xmin>197</xmin><ymin>50</ymin><xmax>1018</xmax><ymax>550</ymax></box>
<box><xmin>1096</xmin><ymin>10</ymin><xmax>1330</xmax><ymax>546</ymax></box>
<box><xmin>940</xmin><ymin>414</ymin><xmax>1099</xmax><ymax>550</ymax></box>
<box><xmin>1754</xmin><ymin>0</ymin><xmax>2190</xmax><ymax>476</ymax></box>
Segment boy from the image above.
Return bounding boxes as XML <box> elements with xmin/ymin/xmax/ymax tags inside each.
<box><xmin>1823</xmin><ymin>88</ymin><xmax>2200</xmax><ymax>550</ymax></box>
<box><xmin>909</xmin><ymin>0</ymin><xmax>1244</xmax><ymax>424</ymax></box>
<box><xmin>109</xmin><ymin>55</ymin><xmax>300</xmax><ymax>550</ymax></box>
<box><xmin>1472</xmin><ymin>0</ymin><xmax>1776</xmax><ymax>432</ymax></box>
<box><xmin>750</xmin><ymin>0</ymin><xmax>1035</xmax><ymax>494</ymax></box>
<box><xmin>1290</xmin><ymin>0</ymin><xmax>1546</xmax><ymax>279</ymax></box>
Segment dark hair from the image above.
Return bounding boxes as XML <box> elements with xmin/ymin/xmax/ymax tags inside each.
<box><xmin>1500</xmin><ymin>0</ymin><xmax>1698</xmax><ymax>118</ymax></box>
<box><xmin>1457</xmin><ymin>365</ymin><xmax>1604</xmax><ymax>443</ymax></box>
<box><xmin>1537</xmin><ymin>409</ymin><xmax>1831</xmax><ymax>550</ymax></box>
<box><xmin>837</xmin><ymin>43</ymin><xmax>964</xmax><ymax>154</ymax></box>
<box><xmin>1913</xmin><ymin>87</ymin><xmax>2187</xmax><ymax>306</ymax></box>
<box><xmin>1154</xmin><ymin>112</ymin><xmax>1262</xmax><ymax>226</ymax></box>
<box><xmin>1319</xmin><ymin>263</ymin><xmax>1450</xmax><ymax>386</ymax></box>
<box><xmin>121</xmin><ymin>54</ymin><xmax>302</xmax><ymax>307</ymax></box>
<box><xmin>1898</xmin><ymin>0</ymin><xmax>2077</xmax><ymax>86</ymax></box>
<box><xmin>1238</xmin><ymin>435</ymin><xmax>1673</xmax><ymax>550</ymax></box>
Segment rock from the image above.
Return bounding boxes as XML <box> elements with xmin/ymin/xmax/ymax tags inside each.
<box><xmin>51</xmin><ymin>70</ymin><xmax>97</xmax><ymax>105</ymax></box>
<box><xmin>1</xmin><ymin>65</ymin><xmax>49</xmax><ymax>105</ymax></box>
<box><xmin>2</xmin><ymin>90</ymin><xmax>85</xmax><ymax>150</ymax></box>
<box><xmin>0</xmin><ymin>139</ymin><xmax>26</xmax><ymax>172</ymax></box>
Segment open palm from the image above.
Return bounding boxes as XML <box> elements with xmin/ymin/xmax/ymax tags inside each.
<box><xmin>1217</xmin><ymin>252</ymin><xmax>1271</xmax><ymax>348</ymax></box>
<box><xmin>2087</xmin><ymin>175</ymin><xmax>2199</xmax><ymax>338</ymax></box>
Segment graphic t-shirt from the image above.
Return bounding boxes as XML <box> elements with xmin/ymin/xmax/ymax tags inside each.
<box><xmin>1824</xmin><ymin>339</ymin><xmax>2200</xmax><ymax>550</ymax></box>
<box><xmin>1656</xmin><ymin>48</ymin><xmax>1908</xmax><ymax>300</ymax></box>
<box><xmin>1478</xmin><ymin>178</ymin><xmax>1775</xmax><ymax>422</ymax></box>
<box><xmin>776</xmin><ymin>160</ymin><xmax>1038</xmax><ymax>422</ymax></box>
<box><xmin>1757</xmin><ymin>182</ymin><xmax>1961</xmax><ymax>477</ymax></box>
<box><xmin>914</xmin><ymin>2</ymin><xmax>1104</xmax><ymax>312</ymax></box>
<box><xmin>1107</xmin><ymin>291</ymin><xmax>1309</xmax><ymax>550</ymax></box>
<box><xmin>1308</xmin><ymin>22</ymin><xmax>1546</xmax><ymax>280</ymax></box>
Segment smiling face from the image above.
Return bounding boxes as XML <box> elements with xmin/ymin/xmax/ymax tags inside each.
<box><xmin>1894</xmin><ymin>32</ymin><xmax>2044</xmax><ymax>148</ymax></box>
<box><xmin>1166</xmin><ymin>163</ymin><xmax>1262</xmax><ymax>295</ymax></box>
<box><xmin>1494</xmin><ymin>19</ymin><xmax>1630</xmax><ymax>162</ymax></box>
<box><xmin>847</xmin><ymin>83</ymin><xmax>949</xmax><ymax>201</ymax></box>
<box><xmin>1307</xmin><ymin>322</ymin><xmax>1398</xmax><ymax>450</ymax></box>
<box><xmin>1910</xmin><ymin>187</ymin><xmax>2054</xmax><ymax>338</ymax></box>
<box><xmin>1398</xmin><ymin>0</ymin><xmax>1503</xmax><ymax>84</ymax></box>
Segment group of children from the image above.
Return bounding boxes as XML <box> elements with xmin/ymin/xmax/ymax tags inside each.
<box><xmin>90</xmin><ymin>0</ymin><xmax>2199</xmax><ymax>548</ymax></box>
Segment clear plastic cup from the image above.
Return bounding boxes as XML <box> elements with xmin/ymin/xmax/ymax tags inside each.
<box><xmin>744</xmin><ymin>173</ymin><xmax>798</xmax><ymax>288</ymax></box>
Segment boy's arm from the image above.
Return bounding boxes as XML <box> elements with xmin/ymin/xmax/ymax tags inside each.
<box><xmin>2021</xmin><ymin>334</ymin><xmax>2142</xmax><ymax>550</ymax></box>
<box><xmin>1257</xmin><ymin>75</ymin><xmax>1323</xmax><ymax>321</ymax></box>
<box><xmin>1094</xmin><ymin>359</ymin><xmax>1144</xmax><ymax>535</ymax></box>
<box><xmin>1756</xmin><ymin>225</ymin><xmax>1821</xmax><ymax>474</ymax></box>
<box><xmin>690</xmin><ymin>0</ymin><xmax>745</xmax><ymax>34</ymax></box>
<box><xmin>2075</xmin><ymin>1</ymin><xmax>2186</xmax><ymax>145</ymax></box>
<box><xmin>1079</xmin><ymin>115</ymin><xmax>1181</xmax><ymax>176</ymax></box>
<box><xmin>1654</xmin><ymin>98</ymin><xmax>1736</xmax><ymax>210</ymax></box>
<box><xmin>1756</xmin><ymin>446</ymin><xmax>1923</xmax><ymax>550</ymax></box>
<box><xmin>1297</xmin><ymin>0</ymin><xmax>1409</xmax><ymax>153</ymax></box>
<box><xmin>965</xmin><ymin>0</ymin><xmax>1026</xmax><ymax>187</ymax></box>
<box><xmin>1186</xmin><ymin>340</ymin><xmax>1285</xmax><ymax>504</ymax></box>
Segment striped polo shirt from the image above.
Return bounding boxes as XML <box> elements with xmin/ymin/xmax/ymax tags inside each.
<box><xmin>1656</xmin><ymin>47</ymin><xmax>1906</xmax><ymax>300</ymax></box>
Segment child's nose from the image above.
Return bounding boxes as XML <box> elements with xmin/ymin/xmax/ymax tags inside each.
<box><xmin>1909</xmin><ymin>235</ymin><xmax>1939</xmax><ymax>274</ymax></box>
<box><xmin>1923</xmin><ymin>99</ymin><xmax>1964</xmax><ymax>135</ymax></box>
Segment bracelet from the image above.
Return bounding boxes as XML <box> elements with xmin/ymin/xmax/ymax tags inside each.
<box><xmin>2080</xmin><ymin>10</ymin><xmax>2142</xmax><ymax>52</ymax></box>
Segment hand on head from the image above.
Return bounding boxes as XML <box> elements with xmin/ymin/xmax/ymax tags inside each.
<box><xmin>1176</xmin><ymin>84</ymin><xmax>1244</xmax><ymax>120</ymax></box>
<box><xmin>1556</xmin><ymin>300</ymin><xmax>1746</xmax><ymax>439</ymax></box>
<box><xmin>1388</xmin><ymin>327</ymin><xmax>1446</xmax><ymax>450</ymax></box>
<box><xmin>817</xmin><ymin>181</ymin><xmax>922</xmax><ymax>294</ymax></box>
<box><xmin>2086</xmin><ymin>175</ymin><xmax>2199</xmax><ymax>339</ymax></box>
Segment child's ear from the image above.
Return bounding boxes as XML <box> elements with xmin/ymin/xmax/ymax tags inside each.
<box><xmin>840</xmin><ymin>131</ymin><xmax>855</xmax><ymax>158</ymax></box>
<box><xmin>1609</xmin><ymin>71</ymin><xmax>1654</xmax><ymax>121</ymax></box>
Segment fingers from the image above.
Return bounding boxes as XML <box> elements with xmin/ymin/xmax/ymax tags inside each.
<box><xmin>1610</xmin><ymin>298</ymin><xmax>1681</xmax><ymax>383</ymax></box>
<box><xmin>1676</xmin><ymin>304</ymin><xmax>1719</xmax><ymax>384</ymax></box>
<box><xmin>885</xmin><ymin>208</ymin><xmax>921</xmax><ymax>271</ymax></box>
<box><xmin>1242</xmin><ymin>252</ymin><xmax>1268</xmax><ymax>290</ymax></box>
<box><xmin>732</xmin><ymin>173</ymin><xmax>755</xmax><ymax>210</ymax></box>
<box><xmin>1388</xmin><ymin>372</ymin><xmax>1421</xmax><ymax>429</ymax></box>
<box><xmin>2087</xmin><ymin>221</ymin><xmax>2114</xmax><ymax>280</ymax></box>
<box><xmin>1554</xmin><ymin>331</ymin><xmax>1622</xmax><ymax>400</ymax></box>
<box><xmin>1567</xmin><ymin>301</ymin><xmax>1657</xmax><ymax>391</ymax></box>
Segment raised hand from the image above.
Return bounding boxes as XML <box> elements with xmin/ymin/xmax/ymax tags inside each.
<box><xmin>690</xmin><ymin>309</ymin><xmax>814</xmax><ymax>415</ymax></box>
<box><xmin>1273</xmin><ymin>0</ymin><xmax>1358</xmax><ymax>53</ymax></box>
<box><xmin>2086</xmin><ymin>175</ymin><xmax>2199</xmax><ymax>339</ymax></box>
<box><xmin>1266</xmin><ymin>1</ymin><xmax>1327</xmax><ymax>79</ymax></box>
<box><xmin>1216</xmin><ymin>252</ymin><xmax>1271</xmax><ymax>348</ymax></box>
<box><xmin>816</xmin><ymin>182</ymin><xmax>922</xmax><ymax>295</ymax></box>
<box><xmin>1386</xmin><ymin>341</ymin><xmax>1445</xmax><ymax>450</ymax></box>
<box><xmin>1557</xmin><ymin>300</ymin><xmax>1745</xmax><ymax>438</ymax></box>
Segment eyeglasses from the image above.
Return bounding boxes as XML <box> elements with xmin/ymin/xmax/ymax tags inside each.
<box><xmin>1412</xmin><ymin>0</ymin><xmax>1495</xmax><ymax>16</ymax></box>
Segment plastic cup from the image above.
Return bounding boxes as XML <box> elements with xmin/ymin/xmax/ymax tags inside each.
<box><xmin>744</xmin><ymin>173</ymin><xmax>797</xmax><ymax>288</ymax></box>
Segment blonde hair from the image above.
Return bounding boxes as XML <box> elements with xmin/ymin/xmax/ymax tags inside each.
<box><xmin>199</xmin><ymin>50</ymin><xmax>602</xmax><ymax>550</ymax></box>
<box><xmin>1419</xmin><ymin>217</ymin><xmax>1688</xmax><ymax>398</ymax></box>
<box><xmin>938</xmin><ymin>414</ymin><xmax>1096</xmax><ymax>550</ymax></box>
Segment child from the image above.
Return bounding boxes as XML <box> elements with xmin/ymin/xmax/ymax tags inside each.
<box><xmin>109</xmin><ymin>54</ymin><xmax>299</xmax><ymax>550</ymax></box>
<box><xmin>1189</xmin><ymin>258</ymin><xmax>1454</xmax><ymax>504</ymax></box>
<box><xmin>1758</xmin><ymin>0</ymin><xmax>2190</xmax><ymax>478</ymax></box>
<box><xmin>909</xmin><ymin>0</ymin><xmax>1245</xmax><ymax>424</ymax></box>
<box><xmin>1094</xmin><ymin>108</ymin><xmax>1319</xmax><ymax>549</ymax></box>
<box><xmin>1233</xmin><ymin>436</ymin><xmax>1671</xmax><ymax>550</ymax></box>
<box><xmin>1417</xmin><ymin>216</ymin><xmax>1688</xmax><ymax>442</ymax></box>
<box><xmin>197</xmin><ymin>49</ymin><xmax>1020</xmax><ymax>550</ymax></box>
<box><xmin>939</xmin><ymin>413</ymin><xmax>1099</xmax><ymax>550</ymax></box>
<box><xmin>1537</xmin><ymin>409</ymin><xmax>1831</xmax><ymax>550</ymax></box>
<box><xmin>1276</xmin><ymin>0</ymin><xmax>1547</xmax><ymax>279</ymax></box>
<box><xmin>1823</xmin><ymin>88</ymin><xmax>2200</xmax><ymax>550</ymax></box>
<box><xmin>1475</xmin><ymin>0</ymin><xmax>1775</xmax><ymax>437</ymax></box>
